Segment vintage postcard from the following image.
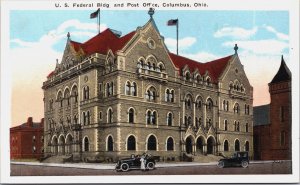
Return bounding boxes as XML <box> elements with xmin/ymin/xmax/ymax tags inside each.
<box><xmin>1</xmin><ymin>0</ymin><xmax>299</xmax><ymax>183</ymax></box>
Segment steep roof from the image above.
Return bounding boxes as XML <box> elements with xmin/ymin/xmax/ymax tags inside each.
<box><xmin>270</xmin><ymin>56</ymin><xmax>291</xmax><ymax>84</ymax></box>
<box><xmin>169</xmin><ymin>53</ymin><xmax>233</xmax><ymax>83</ymax></box>
<box><xmin>253</xmin><ymin>104</ymin><xmax>270</xmax><ymax>126</ymax></box>
<box><xmin>70</xmin><ymin>29</ymin><xmax>136</xmax><ymax>56</ymax></box>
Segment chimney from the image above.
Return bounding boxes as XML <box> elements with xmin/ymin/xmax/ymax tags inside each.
<box><xmin>27</xmin><ymin>117</ymin><xmax>33</xmax><ymax>127</ymax></box>
<box><xmin>40</xmin><ymin>118</ymin><xmax>44</xmax><ymax>128</ymax></box>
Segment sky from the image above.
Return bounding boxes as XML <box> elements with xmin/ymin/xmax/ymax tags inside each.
<box><xmin>10</xmin><ymin>10</ymin><xmax>289</xmax><ymax>126</ymax></box>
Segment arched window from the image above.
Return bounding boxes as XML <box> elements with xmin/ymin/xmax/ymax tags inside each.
<box><xmin>206</xmin><ymin>98</ymin><xmax>213</xmax><ymax>110</ymax></box>
<box><xmin>185</xmin><ymin>72</ymin><xmax>191</xmax><ymax>81</ymax></box>
<box><xmin>106</xmin><ymin>83</ymin><xmax>110</xmax><ymax>97</ymax></box>
<box><xmin>128</xmin><ymin>108</ymin><xmax>134</xmax><ymax>123</ymax></box>
<box><xmin>167</xmin><ymin>112</ymin><xmax>173</xmax><ymax>126</ymax></box>
<box><xmin>234</xmin><ymin>121</ymin><xmax>237</xmax><ymax>131</ymax></box>
<box><xmin>108</xmin><ymin>108</ymin><xmax>113</xmax><ymax>124</ymax></box>
<box><xmin>84</xmin><ymin>137</ymin><xmax>89</xmax><ymax>152</ymax></box>
<box><xmin>151</xmin><ymin>111</ymin><xmax>157</xmax><ymax>125</ymax></box>
<box><xmin>159</xmin><ymin>64</ymin><xmax>163</xmax><ymax>72</ymax></box>
<box><xmin>245</xmin><ymin>123</ymin><xmax>249</xmax><ymax>132</ymax></box>
<box><xmin>184</xmin><ymin>116</ymin><xmax>188</xmax><ymax>126</ymax></box>
<box><xmin>146</xmin><ymin>86</ymin><xmax>156</xmax><ymax>101</ymax></box>
<box><xmin>57</xmin><ymin>91</ymin><xmax>63</xmax><ymax>108</ymax></box>
<box><xmin>167</xmin><ymin>137</ymin><xmax>174</xmax><ymax>151</ymax></box>
<box><xmin>196</xmin><ymin>99</ymin><xmax>202</xmax><ymax>109</ymax></box>
<box><xmin>72</xmin><ymin>86</ymin><xmax>78</xmax><ymax>103</ymax></box>
<box><xmin>206</xmin><ymin>77</ymin><xmax>211</xmax><ymax>85</ymax></box>
<box><xmin>82</xmin><ymin>112</ymin><xmax>86</xmax><ymax>125</ymax></box>
<box><xmin>127</xmin><ymin>136</ymin><xmax>136</xmax><ymax>151</ymax></box>
<box><xmin>131</xmin><ymin>82</ymin><xmax>137</xmax><ymax>96</ymax></box>
<box><xmin>87</xmin><ymin>111</ymin><xmax>90</xmax><ymax>124</ymax></box>
<box><xmin>234</xmin><ymin>103</ymin><xmax>240</xmax><ymax>114</ymax></box>
<box><xmin>226</xmin><ymin>101</ymin><xmax>229</xmax><ymax>111</ymax></box>
<box><xmin>147</xmin><ymin>135</ymin><xmax>157</xmax><ymax>151</ymax></box>
<box><xmin>223</xmin><ymin>100</ymin><xmax>226</xmax><ymax>110</ymax></box>
<box><xmin>224</xmin><ymin>140</ymin><xmax>229</xmax><ymax>151</ymax></box>
<box><xmin>83</xmin><ymin>86</ymin><xmax>89</xmax><ymax>100</ymax></box>
<box><xmin>64</xmin><ymin>89</ymin><xmax>70</xmax><ymax>106</ymax></box>
<box><xmin>125</xmin><ymin>81</ymin><xmax>131</xmax><ymax>95</ymax></box>
<box><xmin>185</xmin><ymin>97</ymin><xmax>192</xmax><ymax>109</ymax></box>
<box><xmin>196</xmin><ymin>75</ymin><xmax>201</xmax><ymax>83</ymax></box>
<box><xmin>170</xmin><ymin>90</ymin><xmax>174</xmax><ymax>102</ymax></box>
<box><xmin>237</xmin><ymin>122</ymin><xmax>240</xmax><ymax>131</ymax></box>
<box><xmin>224</xmin><ymin>120</ymin><xmax>228</xmax><ymax>131</ymax></box>
<box><xmin>107</xmin><ymin>136</ymin><xmax>113</xmax><ymax>151</ymax></box>
<box><xmin>165</xmin><ymin>89</ymin><xmax>170</xmax><ymax>102</ymax></box>
<box><xmin>235</xmin><ymin>139</ymin><xmax>240</xmax><ymax>151</ymax></box>
<box><xmin>245</xmin><ymin>141</ymin><xmax>249</xmax><ymax>151</ymax></box>
<box><xmin>146</xmin><ymin>111</ymin><xmax>151</xmax><ymax>124</ymax></box>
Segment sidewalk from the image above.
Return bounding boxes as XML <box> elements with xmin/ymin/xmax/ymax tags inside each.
<box><xmin>11</xmin><ymin>160</ymin><xmax>285</xmax><ymax>170</ymax></box>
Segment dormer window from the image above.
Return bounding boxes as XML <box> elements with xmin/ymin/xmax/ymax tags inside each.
<box><xmin>185</xmin><ymin>72</ymin><xmax>191</xmax><ymax>81</ymax></box>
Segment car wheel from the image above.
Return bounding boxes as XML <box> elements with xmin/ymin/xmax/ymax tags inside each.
<box><xmin>147</xmin><ymin>162</ymin><xmax>155</xmax><ymax>170</ymax></box>
<box><xmin>241</xmin><ymin>161</ymin><xmax>249</xmax><ymax>168</ymax></box>
<box><xmin>121</xmin><ymin>163</ymin><xmax>130</xmax><ymax>172</ymax></box>
<box><xmin>217</xmin><ymin>161</ymin><xmax>225</xmax><ymax>168</ymax></box>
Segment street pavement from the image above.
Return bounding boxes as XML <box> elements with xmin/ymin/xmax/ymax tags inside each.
<box><xmin>10</xmin><ymin>160</ymin><xmax>292</xmax><ymax>176</ymax></box>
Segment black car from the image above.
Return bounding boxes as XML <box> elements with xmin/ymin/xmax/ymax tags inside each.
<box><xmin>217</xmin><ymin>152</ymin><xmax>249</xmax><ymax>168</ymax></box>
<box><xmin>115</xmin><ymin>154</ymin><xmax>156</xmax><ymax>172</ymax></box>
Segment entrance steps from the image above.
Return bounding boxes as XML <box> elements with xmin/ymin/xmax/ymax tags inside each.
<box><xmin>193</xmin><ymin>154</ymin><xmax>223</xmax><ymax>163</ymax></box>
<box><xmin>42</xmin><ymin>155</ymin><xmax>73</xmax><ymax>163</ymax></box>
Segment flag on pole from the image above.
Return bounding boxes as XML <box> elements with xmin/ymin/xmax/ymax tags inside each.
<box><xmin>90</xmin><ymin>8</ymin><xmax>100</xmax><ymax>19</ymax></box>
<box><xmin>167</xmin><ymin>19</ymin><xmax>178</xmax><ymax>26</ymax></box>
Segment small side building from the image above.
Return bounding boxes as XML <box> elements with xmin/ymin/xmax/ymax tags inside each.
<box><xmin>253</xmin><ymin>56</ymin><xmax>291</xmax><ymax>160</ymax></box>
<box><xmin>10</xmin><ymin>117</ymin><xmax>44</xmax><ymax>160</ymax></box>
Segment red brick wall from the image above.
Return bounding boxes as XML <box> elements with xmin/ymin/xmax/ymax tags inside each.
<box><xmin>10</xmin><ymin>119</ymin><xmax>44</xmax><ymax>160</ymax></box>
<box><xmin>269</xmin><ymin>81</ymin><xmax>291</xmax><ymax>160</ymax></box>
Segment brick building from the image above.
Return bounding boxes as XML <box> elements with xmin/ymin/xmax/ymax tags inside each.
<box><xmin>10</xmin><ymin>117</ymin><xmax>44</xmax><ymax>159</ymax></box>
<box><xmin>253</xmin><ymin>56</ymin><xmax>291</xmax><ymax>160</ymax></box>
<box><xmin>42</xmin><ymin>10</ymin><xmax>253</xmax><ymax>162</ymax></box>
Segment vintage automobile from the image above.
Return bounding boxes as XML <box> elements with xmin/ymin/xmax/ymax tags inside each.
<box><xmin>217</xmin><ymin>152</ymin><xmax>249</xmax><ymax>168</ymax></box>
<box><xmin>115</xmin><ymin>154</ymin><xmax>156</xmax><ymax>172</ymax></box>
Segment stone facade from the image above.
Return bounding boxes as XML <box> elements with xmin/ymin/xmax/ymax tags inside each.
<box><xmin>42</xmin><ymin>14</ymin><xmax>253</xmax><ymax>162</ymax></box>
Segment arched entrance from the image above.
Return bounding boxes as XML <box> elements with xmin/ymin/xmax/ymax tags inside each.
<box><xmin>196</xmin><ymin>136</ymin><xmax>205</xmax><ymax>154</ymax></box>
<box><xmin>58</xmin><ymin>135</ymin><xmax>65</xmax><ymax>155</ymax></box>
<box><xmin>185</xmin><ymin>136</ymin><xmax>193</xmax><ymax>154</ymax></box>
<box><xmin>52</xmin><ymin>136</ymin><xmax>58</xmax><ymax>155</ymax></box>
<box><xmin>66</xmin><ymin>135</ymin><xmax>73</xmax><ymax>154</ymax></box>
<box><xmin>207</xmin><ymin>136</ymin><xmax>215</xmax><ymax>154</ymax></box>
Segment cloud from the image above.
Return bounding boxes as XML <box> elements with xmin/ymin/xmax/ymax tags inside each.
<box><xmin>165</xmin><ymin>37</ymin><xmax>197</xmax><ymax>52</ymax></box>
<box><xmin>214</xmin><ymin>26</ymin><xmax>258</xmax><ymax>40</ymax></box>
<box><xmin>181</xmin><ymin>52</ymin><xmax>220</xmax><ymax>63</ymax></box>
<box><xmin>263</xmin><ymin>25</ymin><xmax>289</xmax><ymax>41</ymax></box>
<box><xmin>223</xmin><ymin>39</ymin><xmax>288</xmax><ymax>55</ymax></box>
<box><xmin>10</xmin><ymin>19</ymin><xmax>107</xmax><ymax>126</ymax></box>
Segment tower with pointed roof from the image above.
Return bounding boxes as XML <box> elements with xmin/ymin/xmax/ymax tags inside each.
<box><xmin>253</xmin><ymin>56</ymin><xmax>291</xmax><ymax>160</ymax></box>
<box><xmin>42</xmin><ymin>10</ymin><xmax>253</xmax><ymax>162</ymax></box>
<box><xmin>268</xmin><ymin>56</ymin><xmax>292</xmax><ymax>160</ymax></box>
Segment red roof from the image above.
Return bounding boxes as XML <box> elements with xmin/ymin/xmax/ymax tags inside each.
<box><xmin>47</xmin><ymin>71</ymin><xmax>55</xmax><ymax>78</ymax></box>
<box><xmin>169</xmin><ymin>53</ymin><xmax>233</xmax><ymax>83</ymax></box>
<box><xmin>70</xmin><ymin>29</ymin><xmax>136</xmax><ymax>56</ymax></box>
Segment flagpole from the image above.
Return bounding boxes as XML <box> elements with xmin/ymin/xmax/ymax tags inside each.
<box><xmin>98</xmin><ymin>8</ymin><xmax>100</xmax><ymax>33</ymax></box>
<box><xmin>176</xmin><ymin>18</ymin><xmax>179</xmax><ymax>55</ymax></box>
